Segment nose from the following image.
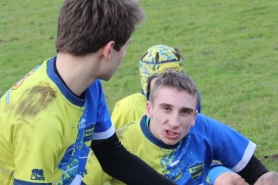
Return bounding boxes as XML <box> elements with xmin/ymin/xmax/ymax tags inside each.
<box><xmin>168</xmin><ymin>113</ymin><xmax>180</xmax><ymax>128</ymax></box>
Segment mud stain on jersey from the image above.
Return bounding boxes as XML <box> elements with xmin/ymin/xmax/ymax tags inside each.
<box><xmin>15</xmin><ymin>85</ymin><xmax>56</xmax><ymax>118</ymax></box>
<box><xmin>116</xmin><ymin>121</ymin><xmax>136</xmax><ymax>140</ymax></box>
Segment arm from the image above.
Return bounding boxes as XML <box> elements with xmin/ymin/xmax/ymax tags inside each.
<box><xmin>238</xmin><ymin>155</ymin><xmax>268</xmax><ymax>184</ymax></box>
<box><xmin>201</xmin><ymin>114</ymin><xmax>274</xmax><ymax>185</ymax></box>
<box><xmin>91</xmin><ymin>133</ymin><xmax>176</xmax><ymax>185</ymax></box>
<box><xmin>199</xmin><ymin>114</ymin><xmax>257</xmax><ymax>170</ymax></box>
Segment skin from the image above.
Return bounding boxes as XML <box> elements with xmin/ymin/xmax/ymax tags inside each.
<box><xmin>100</xmin><ymin>39</ymin><xmax>132</xmax><ymax>81</ymax></box>
<box><xmin>254</xmin><ymin>171</ymin><xmax>278</xmax><ymax>185</ymax></box>
<box><xmin>146</xmin><ymin>87</ymin><xmax>197</xmax><ymax>145</ymax></box>
<box><xmin>55</xmin><ymin>39</ymin><xmax>131</xmax><ymax>96</ymax></box>
<box><xmin>214</xmin><ymin>172</ymin><xmax>249</xmax><ymax>185</ymax></box>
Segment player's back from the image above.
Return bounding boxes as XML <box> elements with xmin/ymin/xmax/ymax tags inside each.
<box><xmin>0</xmin><ymin>65</ymin><xmax>46</xmax><ymax>184</ymax></box>
<box><xmin>0</xmin><ymin>61</ymin><xmax>84</xmax><ymax>184</ymax></box>
<box><xmin>111</xmin><ymin>92</ymin><xmax>146</xmax><ymax>129</ymax></box>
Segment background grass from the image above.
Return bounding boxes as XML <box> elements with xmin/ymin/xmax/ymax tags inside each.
<box><xmin>1</xmin><ymin>0</ymin><xmax>278</xmax><ymax>171</ymax></box>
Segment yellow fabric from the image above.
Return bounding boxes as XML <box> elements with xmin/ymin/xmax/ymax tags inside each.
<box><xmin>111</xmin><ymin>93</ymin><xmax>146</xmax><ymax>129</ymax></box>
<box><xmin>0</xmin><ymin>61</ymin><xmax>83</xmax><ymax>184</ymax></box>
<box><xmin>83</xmin><ymin>121</ymin><xmax>175</xmax><ymax>185</ymax></box>
<box><xmin>90</xmin><ymin>93</ymin><xmax>145</xmax><ymax>184</ymax></box>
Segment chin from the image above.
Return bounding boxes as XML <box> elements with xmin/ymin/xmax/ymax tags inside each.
<box><xmin>99</xmin><ymin>75</ymin><xmax>112</xmax><ymax>81</ymax></box>
<box><xmin>101</xmin><ymin>78</ymin><xmax>110</xmax><ymax>81</ymax></box>
<box><xmin>163</xmin><ymin>139</ymin><xmax>179</xmax><ymax>146</ymax></box>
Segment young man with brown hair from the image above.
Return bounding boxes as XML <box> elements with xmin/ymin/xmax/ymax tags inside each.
<box><xmin>110</xmin><ymin>44</ymin><xmax>243</xmax><ymax>184</ymax></box>
<box><xmin>0</xmin><ymin>0</ymin><xmax>176</xmax><ymax>184</ymax></box>
<box><xmin>82</xmin><ymin>69</ymin><xmax>278</xmax><ymax>185</ymax></box>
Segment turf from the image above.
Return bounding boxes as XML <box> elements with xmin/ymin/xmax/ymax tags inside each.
<box><xmin>1</xmin><ymin>0</ymin><xmax>278</xmax><ymax>171</ymax></box>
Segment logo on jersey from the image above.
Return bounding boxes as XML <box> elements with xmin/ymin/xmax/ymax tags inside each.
<box><xmin>12</xmin><ymin>65</ymin><xmax>42</xmax><ymax>90</ymax></box>
<box><xmin>83</xmin><ymin>122</ymin><xmax>95</xmax><ymax>142</ymax></box>
<box><xmin>188</xmin><ymin>161</ymin><xmax>204</xmax><ymax>180</ymax></box>
<box><xmin>58</xmin><ymin>121</ymin><xmax>95</xmax><ymax>171</ymax></box>
<box><xmin>5</xmin><ymin>65</ymin><xmax>42</xmax><ymax>104</ymax></box>
<box><xmin>58</xmin><ymin>143</ymin><xmax>75</xmax><ymax>170</ymax></box>
<box><xmin>30</xmin><ymin>169</ymin><xmax>45</xmax><ymax>181</ymax></box>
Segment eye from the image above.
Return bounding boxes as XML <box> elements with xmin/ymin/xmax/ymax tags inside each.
<box><xmin>181</xmin><ymin>109</ymin><xmax>191</xmax><ymax>115</ymax></box>
<box><xmin>163</xmin><ymin>106</ymin><xmax>171</xmax><ymax>111</ymax></box>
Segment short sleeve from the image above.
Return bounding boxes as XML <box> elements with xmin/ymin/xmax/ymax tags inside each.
<box><xmin>198</xmin><ymin>114</ymin><xmax>256</xmax><ymax>172</ymax></box>
<box><xmin>91</xmin><ymin>80</ymin><xmax>115</xmax><ymax>140</ymax></box>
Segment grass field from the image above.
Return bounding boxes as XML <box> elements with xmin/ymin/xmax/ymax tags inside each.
<box><xmin>1</xmin><ymin>0</ymin><xmax>278</xmax><ymax>172</ymax></box>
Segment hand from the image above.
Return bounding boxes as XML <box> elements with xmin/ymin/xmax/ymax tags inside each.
<box><xmin>214</xmin><ymin>172</ymin><xmax>249</xmax><ymax>185</ymax></box>
<box><xmin>254</xmin><ymin>171</ymin><xmax>278</xmax><ymax>185</ymax></box>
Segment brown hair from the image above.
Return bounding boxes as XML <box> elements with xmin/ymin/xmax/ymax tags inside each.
<box><xmin>56</xmin><ymin>0</ymin><xmax>145</xmax><ymax>56</ymax></box>
<box><xmin>149</xmin><ymin>69</ymin><xmax>199</xmax><ymax>108</ymax></box>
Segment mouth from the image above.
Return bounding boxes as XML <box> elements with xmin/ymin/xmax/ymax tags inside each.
<box><xmin>165</xmin><ymin>130</ymin><xmax>180</xmax><ymax>139</ymax></box>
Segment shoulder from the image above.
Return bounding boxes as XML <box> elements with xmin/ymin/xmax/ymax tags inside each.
<box><xmin>89</xmin><ymin>79</ymin><xmax>103</xmax><ymax>93</ymax></box>
<box><xmin>113</xmin><ymin>93</ymin><xmax>146</xmax><ymax>112</ymax></box>
<box><xmin>193</xmin><ymin>114</ymin><xmax>242</xmax><ymax>140</ymax></box>
<box><xmin>192</xmin><ymin>114</ymin><xmax>225</xmax><ymax>135</ymax></box>
<box><xmin>116</xmin><ymin>93</ymin><xmax>145</xmax><ymax>104</ymax></box>
<box><xmin>195</xmin><ymin>114</ymin><xmax>223</xmax><ymax>126</ymax></box>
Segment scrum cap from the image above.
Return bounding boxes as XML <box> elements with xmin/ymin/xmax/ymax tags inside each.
<box><xmin>139</xmin><ymin>45</ymin><xmax>183</xmax><ymax>96</ymax></box>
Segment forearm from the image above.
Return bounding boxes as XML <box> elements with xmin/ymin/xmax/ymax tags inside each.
<box><xmin>91</xmin><ymin>133</ymin><xmax>176</xmax><ymax>185</ymax></box>
<box><xmin>238</xmin><ymin>155</ymin><xmax>268</xmax><ymax>185</ymax></box>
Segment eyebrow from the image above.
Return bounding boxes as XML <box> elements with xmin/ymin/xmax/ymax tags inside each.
<box><xmin>159</xmin><ymin>103</ymin><xmax>194</xmax><ymax>112</ymax></box>
<box><xmin>181</xmin><ymin>107</ymin><xmax>194</xmax><ymax>113</ymax></box>
<box><xmin>159</xmin><ymin>103</ymin><xmax>171</xmax><ymax>108</ymax></box>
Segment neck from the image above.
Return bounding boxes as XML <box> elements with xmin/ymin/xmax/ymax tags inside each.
<box><xmin>55</xmin><ymin>52</ymin><xmax>100</xmax><ymax>96</ymax></box>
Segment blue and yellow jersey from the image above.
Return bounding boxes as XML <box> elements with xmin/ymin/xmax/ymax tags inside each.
<box><xmin>0</xmin><ymin>56</ymin><xmax>114</xmax><ymax>185</ymax></box>
<box><xmin>83</xmin><ymin>114</ymin><xmax>256</xmax><ymax>185</ymax></box>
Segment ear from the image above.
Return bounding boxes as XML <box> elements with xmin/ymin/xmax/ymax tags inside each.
<box><xmin>102</xmin><ymin>41</ymin><xmax>115</xmax><ymax>60</ymax></box>
<box><xmin>191</xmin><ymin>110</ymin><xmax>198</xmax><ymax>127</ymax></box>
<box><xmin>146</xmin><ymin>101</ymin><xmax>153</xmax><ymax>118</ymax></box>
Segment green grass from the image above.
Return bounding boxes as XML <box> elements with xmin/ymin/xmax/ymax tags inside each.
<box><xmin>1</xmin><ymin>0</ymin><xmax>278</xmax><ymax>172</ymax></box>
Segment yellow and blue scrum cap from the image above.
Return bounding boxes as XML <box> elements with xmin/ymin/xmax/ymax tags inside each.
<box><xmin>139</xmin><ymin>45</ymin><xmax>184</xmax><ymax>96</ymax></box>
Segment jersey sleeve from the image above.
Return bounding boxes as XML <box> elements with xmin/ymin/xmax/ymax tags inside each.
<box><xmin>91</xmin><ymin>80</ymin><xmax>115</xmax><ymax>140</ymax></box>
<box><xmin>8</xmin><ymin>116</ymin><xmax>64</xmax><ymax>184</ymax></box>
<box><xmin>198</xmin><ymin>114</ymin><xmax>256</xmax><ymax>172</ymax></box>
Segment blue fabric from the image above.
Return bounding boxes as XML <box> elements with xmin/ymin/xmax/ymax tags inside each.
<box><xmin>197</xmin><ymin>90</ymin><xmax>201</xmax><ymax>113</ymax></box>
<box><xmin>46</xmin><ymin>56</ymin><xmax>114</xmax><ymax>184</ymax></box>
<box><xmin>139</xmin><ymin>114</ymin><xmax>255</xmax><ymax>184</ymax></box>
<box><xmin>57</xmin><ymin>82</ymin><xmax>114</xmax><ymax>184</ymax></box>
<box><xmin>208</xmin><ymin>165</ymin><xmax>233</xmax><ymax>184</ymax></box>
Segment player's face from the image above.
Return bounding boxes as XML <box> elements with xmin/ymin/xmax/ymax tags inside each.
<box><xmin>147</xmin><ymin>87</ymin><xmax>197</xmax><ymax>145</ymax></box>
<box><xmin>103</xmin><ymin>39</ymin><xmax>131</xmax><ymax>81</ymax></box>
